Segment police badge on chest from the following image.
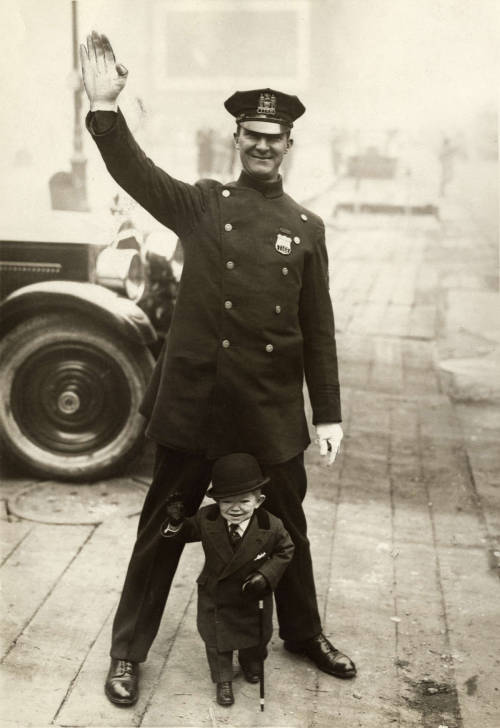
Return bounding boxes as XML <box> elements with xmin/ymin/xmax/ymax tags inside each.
<box><xmin>275</xmin><ymin>228</ymin><xmax>292</xmax><ymax>255</ymax></box>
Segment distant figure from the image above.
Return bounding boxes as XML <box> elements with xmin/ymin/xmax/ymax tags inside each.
<box><xmin>196</xmin><ymin>127</ymin><xmax>214</xmax><ymax>177</ymax></box>
<box><xmin>330</xmin><ymin>130</ymin><xmax>343</xmax><ymax>177</ymax></box>
<box><xmin>226</xmin><ymin>133</ymin><xmax>238</xmax><ymax>177</ymax></box>
<box><xmin>211</xmin><ymin>130</ymin><xmax>230</xmax><ymax>178</ymax></box>
<box><xmin>439</xmin><ymin>137</ymin><xmax>459</xmax><ymax>197</ymax></box>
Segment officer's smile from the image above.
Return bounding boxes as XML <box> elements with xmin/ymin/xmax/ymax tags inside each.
<box><xmin>235</xmin><ymin>127</ymin><xmax>293</xmax><ymax>182</ymax></box>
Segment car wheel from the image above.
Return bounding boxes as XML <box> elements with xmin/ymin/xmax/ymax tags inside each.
<box><xmin>0</xmin><ymin>312</ymin><xmax>155</xmax><ymax>481</ymax></box>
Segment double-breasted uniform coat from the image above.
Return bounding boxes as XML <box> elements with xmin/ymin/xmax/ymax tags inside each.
<box><xmin>87</xmin><ymin>109</ymin><xmax>342</xmax><ymax>662</ymax></box>
<box><xmin>87</xmin><ymin>110</ymin><xmax>341</xmax><ymax>465</ymax></box>
<box><xmin>163</xmin><ymin>504</ymin><xmax>294</xmax><ymax>652</ymax></box>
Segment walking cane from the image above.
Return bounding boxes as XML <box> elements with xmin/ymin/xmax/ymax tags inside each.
<box><xmin>258</xmin><ymin>598</ymin><xmax>265</xmax><ymax>711</ymax></box>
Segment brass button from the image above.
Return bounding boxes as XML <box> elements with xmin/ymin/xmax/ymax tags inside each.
<box><xmin>224</xmin><ymin>223</ymin><xmax>233</xmax><ymax>232</ymax></box>
<box><xmin>222</xmin><ymin>189</ymin><xmax>230</xmax><ymax>197</ymax></box>
<box><xmin>282</xmin><ymin>267</ymin><xmax>289</xmax><ymax>276</ymax></box>
<box><xmin>275</xmin><ymin>305</ymin><xmax>281</xmax><ymax>314</ymax></box>
<box><xmin>226</xmin><ymin>260</ymin><xmax>235</xmax><ymax>270</ymax></box>
<box><xmin>224</xmin><ymin>300</ymin><xmax>233</xmax><ymax>309</ymax></box>
<box><xmin>265</xmin><ymin>344</ymin><xmax>274</xmax><ymax>353</ymax></box>
<box><xmin>222</xmin><ymin>339</ymin><xmax>230</xmax><ymax>348</ymax></box>
<box><xmin>300</xmin><ymin>213</ymin><xmax>308</xmax><ymax>221</ymax></box>
<box><xmin>293</xmin><ymin>236</ymin><xmax>301</xmax><ymax>244</ymax></box>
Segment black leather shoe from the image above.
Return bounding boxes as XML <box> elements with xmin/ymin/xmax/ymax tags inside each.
<box><xmin>239</xmin><ymin>659</ymin><xmax>261</xmax><ymax>684</ymax></box>
<box><xmin>216</xmin><ymin>681</ymin><xmax>234</xmax><ymax>706</ymax></box>
<box><xmin>104</xmin><ymin>658</ymin><xmax>139</xmax><ymax>705</ymax></box>
<box><xmin>284</xmin><ymin>634</ymin><xmax>356</xmax><ymax>679</ymax></box>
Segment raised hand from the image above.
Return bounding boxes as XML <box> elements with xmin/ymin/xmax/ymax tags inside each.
<box><xmin>80</xmin><ymin>31</ymin><xmax>128</xmax><ymax>111</ymax></box>
<box><xmin>165</xmin><ymin>500</ymin><xmax>185</xmax><ymax>526</ymax></box>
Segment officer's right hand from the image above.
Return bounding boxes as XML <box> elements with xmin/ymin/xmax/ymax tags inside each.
<box><xmin>80</xmin><ymin>31</ymin><xmax>128</xmax><ymax>111</ymax></box>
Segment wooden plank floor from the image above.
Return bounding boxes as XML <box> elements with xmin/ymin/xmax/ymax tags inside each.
<box><xmin>1</xmin><ymin>205</ymin><xmax>499</xmax><ymax>727</ymax></box>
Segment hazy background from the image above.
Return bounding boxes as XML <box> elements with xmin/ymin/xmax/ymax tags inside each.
<box><xmin>0</xmin><ymin>0</ymin><xmax>498</xmax><ymax>239</ymax></box>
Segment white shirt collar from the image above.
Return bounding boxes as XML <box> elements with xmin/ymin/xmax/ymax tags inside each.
<box><xmin>227</xmin><ymin>517</ymin><xmax>251</xmax><ymax>536</ymax></box>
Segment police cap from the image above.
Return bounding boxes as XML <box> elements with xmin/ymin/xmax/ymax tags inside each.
<box><xmin>224</xmin><ymin>88</ymin><xmax>305</xmax><ymax>134</ymax></box>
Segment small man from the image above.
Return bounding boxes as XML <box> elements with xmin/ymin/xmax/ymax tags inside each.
<box><xmin>161</xmin><ymin>453</ymin><xmax>294</xmax><ymax>707</ymax></box>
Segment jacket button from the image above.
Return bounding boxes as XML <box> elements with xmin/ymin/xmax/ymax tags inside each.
<box><xmin>275</xmin><ymin>305</ymin><xmax>281</xmax><ymax>314</ymax></box>
<box><xmin>222</xmin><ymin>189</ymin><xmax>230</xmax><ymax>197</ymax></box>
<box><xmin>282</xmin><ymin>267</ymin><xmax>289</xmax><ymax>276</ymax></box>
<box><xmin>226</xmin><ymin>260</ymin><xmax>235</xmax><ymax>270</ymax></box>
<box><xmin>265</xmin><ymin>344</ymin><xmax>274</xmax><ymax>353</ymax></box>
<box><xmin>224</xmin><ymin>223</ymin><xmax>233</xmax><ymax>232</ymax></box>
<box><xmin>224</xmin><ymin>300</ymin><xmax>233</xmax><ymax>309</ymax></box>
<box><xmin>300</xmin><ymin>213</ymin><xmax>308</xmax><ymax>221</ymax></box>
<box><xmin>222</xmin><ymin>339</ymin><xmax>230</xmax><ymax>348</ymax></box>
<box><xmin>293</xmin><ymin>236</ymin><xmax>301</xmax><ymax>244</ymax></box>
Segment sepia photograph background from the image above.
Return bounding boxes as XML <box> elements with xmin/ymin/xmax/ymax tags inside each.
<box><xmin>1</xmin><ymin>1</ymin><xmax>498</xmax><ymax>727</ymax></box>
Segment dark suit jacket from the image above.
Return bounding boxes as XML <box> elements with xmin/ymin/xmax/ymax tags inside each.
<box><xmin>87</xmin><ymin>110</ymin><xmax>341</xmax><ymax>464</ymax></box>
<box><xmin>162</xmin><ymin>504</ymin><xmax>294</xmax><ymax>651</ymax></box>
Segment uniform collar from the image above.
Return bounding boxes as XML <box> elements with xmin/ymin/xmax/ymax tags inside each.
<box><xmin>235</xmin><ymin>171</ymin><xmax>283</xmax><ymax>198</ymax></box>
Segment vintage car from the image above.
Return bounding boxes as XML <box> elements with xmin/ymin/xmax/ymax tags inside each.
<box><xmin>0</xmin><ymin>208</ymin><xmax>181</xmax><ymax>481</ymax></box>
<box><xmin>331</xmin><ymin>130</ymin><xmax>439</xmax><ymax>217</ymax></box>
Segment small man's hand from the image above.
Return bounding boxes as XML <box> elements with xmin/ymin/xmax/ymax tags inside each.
<box><xmin>242</xmin><ymin>572</ymin><xmax>269</xmax><ymax>599</ymax></box>
<box><xmin>80</xmin><ymin>31</ymin><xmax>128</xmax><ymax>111</ymax></box>
<box><xmin>315</xmin><ymin>423</ymin><xmax>343</xmax><ymax>466</ymax></box>
<box><xmin>165</xmin><ymin>500</ymin><xmax>185</xmax><ymax>526</ymax></box>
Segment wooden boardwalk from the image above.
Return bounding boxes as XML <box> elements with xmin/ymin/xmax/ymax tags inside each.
<box><xmin>1</xmin><ymin>203</ymin><xmax>499</xmax><ymax>727</ymax></box>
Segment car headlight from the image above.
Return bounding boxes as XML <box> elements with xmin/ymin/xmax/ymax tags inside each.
<box><xmin>144</xmin><ymin>229</ymin><xmax>178</xmax><ymax>261</ymax></box>
<box><xmin>95</xmin><ymin>247</ymin><xmax>145</xmax><ymax>301</ymax></box>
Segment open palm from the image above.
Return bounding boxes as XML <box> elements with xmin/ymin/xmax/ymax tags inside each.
<box><xmin>80</xmin><ymin>31</ymin><xmax>128</xmax><ymax>110</ymax></box>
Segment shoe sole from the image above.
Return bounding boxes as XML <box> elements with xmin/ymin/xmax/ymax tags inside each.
<box><xmin>104</xmin><ymin>685</ymin><xmax>138</xmax><ymax>706</ymax></box>
<box><xmin>239</xmin><ymin>666</ymin><xmax>260</xmax><ymax>683</ymax></box>
<box><xmin>242</xmin><ymin>675</ymin><xmax>260</xmax><ymax>683</ymax></box>
<box><xmin>284</xmin><ymin>644</ymin><xmax>357</xmax><ymax>679</ymax></box>
<box><xmin>315</xmin><ymin>664</ymin><xmax>357</xmax><ymax>679</ymax></box>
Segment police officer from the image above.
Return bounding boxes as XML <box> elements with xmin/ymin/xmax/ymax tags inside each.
<box><xmin>80</xmin><ymin>31</ymin><xmax>356</xmax><ymax>706</ymax></box>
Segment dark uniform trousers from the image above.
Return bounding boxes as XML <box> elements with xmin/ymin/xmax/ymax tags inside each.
<box><xmin>110</xmin><ymin>445</ymin><xmax>322</xmax><ymax>662</ymax></box>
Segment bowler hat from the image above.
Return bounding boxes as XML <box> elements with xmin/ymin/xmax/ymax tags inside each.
<box><xmin>207</xmin><ymin>453</ymin><xmax>270</xmax><ymax>499</ymax></box>
<box><xmin>224</xmin><ymin>88</ymin><xmax>305</xmax><ymax>134</ymax></box>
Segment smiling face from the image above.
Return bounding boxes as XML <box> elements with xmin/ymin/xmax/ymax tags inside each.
<box><xmin>217</xmin><ymin>488</ymin><xmax>266</xmax><ymax>524</ymax></box>
<box><xmin>234</xmin><ymin>126</ymin><xmax>293</xmax><ymax>182</ymax></box>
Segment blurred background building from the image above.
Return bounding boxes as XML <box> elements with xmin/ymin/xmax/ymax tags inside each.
<box><xmin>0</xmin><ymin>0</ymin><xmax>498</xmax><ymax>235</ymax></box>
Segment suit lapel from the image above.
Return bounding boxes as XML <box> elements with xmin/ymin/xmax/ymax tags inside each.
<box><xmin>219</xmin><ymin>513</ymin><xmax>268</xmax><ymax>580</ymax></box>
<box><xmin>204</xmin><ymin>515</ymin><xmax>234</xmax><ymax>564</ymax></box>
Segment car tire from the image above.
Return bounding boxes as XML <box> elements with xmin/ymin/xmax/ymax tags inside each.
<box><xmin>0</xmin><ymin>312</ymin><xmax>155</xmax><ymax>481</ymax></box>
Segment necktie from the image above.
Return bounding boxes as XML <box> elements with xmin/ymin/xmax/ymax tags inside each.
<box><xmin>228</xmin><ymin>523</ymin><xmax>242</xmax><ymax>550</ymax></box>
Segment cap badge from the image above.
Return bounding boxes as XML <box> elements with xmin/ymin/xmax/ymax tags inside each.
<box><xmin>275</xmin><ymin>229</ymin><xmax>292</xmax><ymax>256</ymax></box>
<box><xmin>257</xmin><ymin>92</ymin><xmax>277</xmax><ymax>116</ymax></box>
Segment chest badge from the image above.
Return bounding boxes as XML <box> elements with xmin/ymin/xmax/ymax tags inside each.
<box><xmin>275</xmin><ymin>229</ymin><xmax>292</xmax><ymax>255</ymax></box>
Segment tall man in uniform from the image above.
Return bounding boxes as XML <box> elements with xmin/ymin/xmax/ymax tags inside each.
<box><xmin>80</xmin><ymin>32</ymin><xmax>356</xmax><ymax>706</ymax></box>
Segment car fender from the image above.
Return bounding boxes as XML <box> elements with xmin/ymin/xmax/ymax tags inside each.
<box><xmin>1</xmin><ymin>280</ymin><xmax>157</xmax><ymax>346</ymax></box>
